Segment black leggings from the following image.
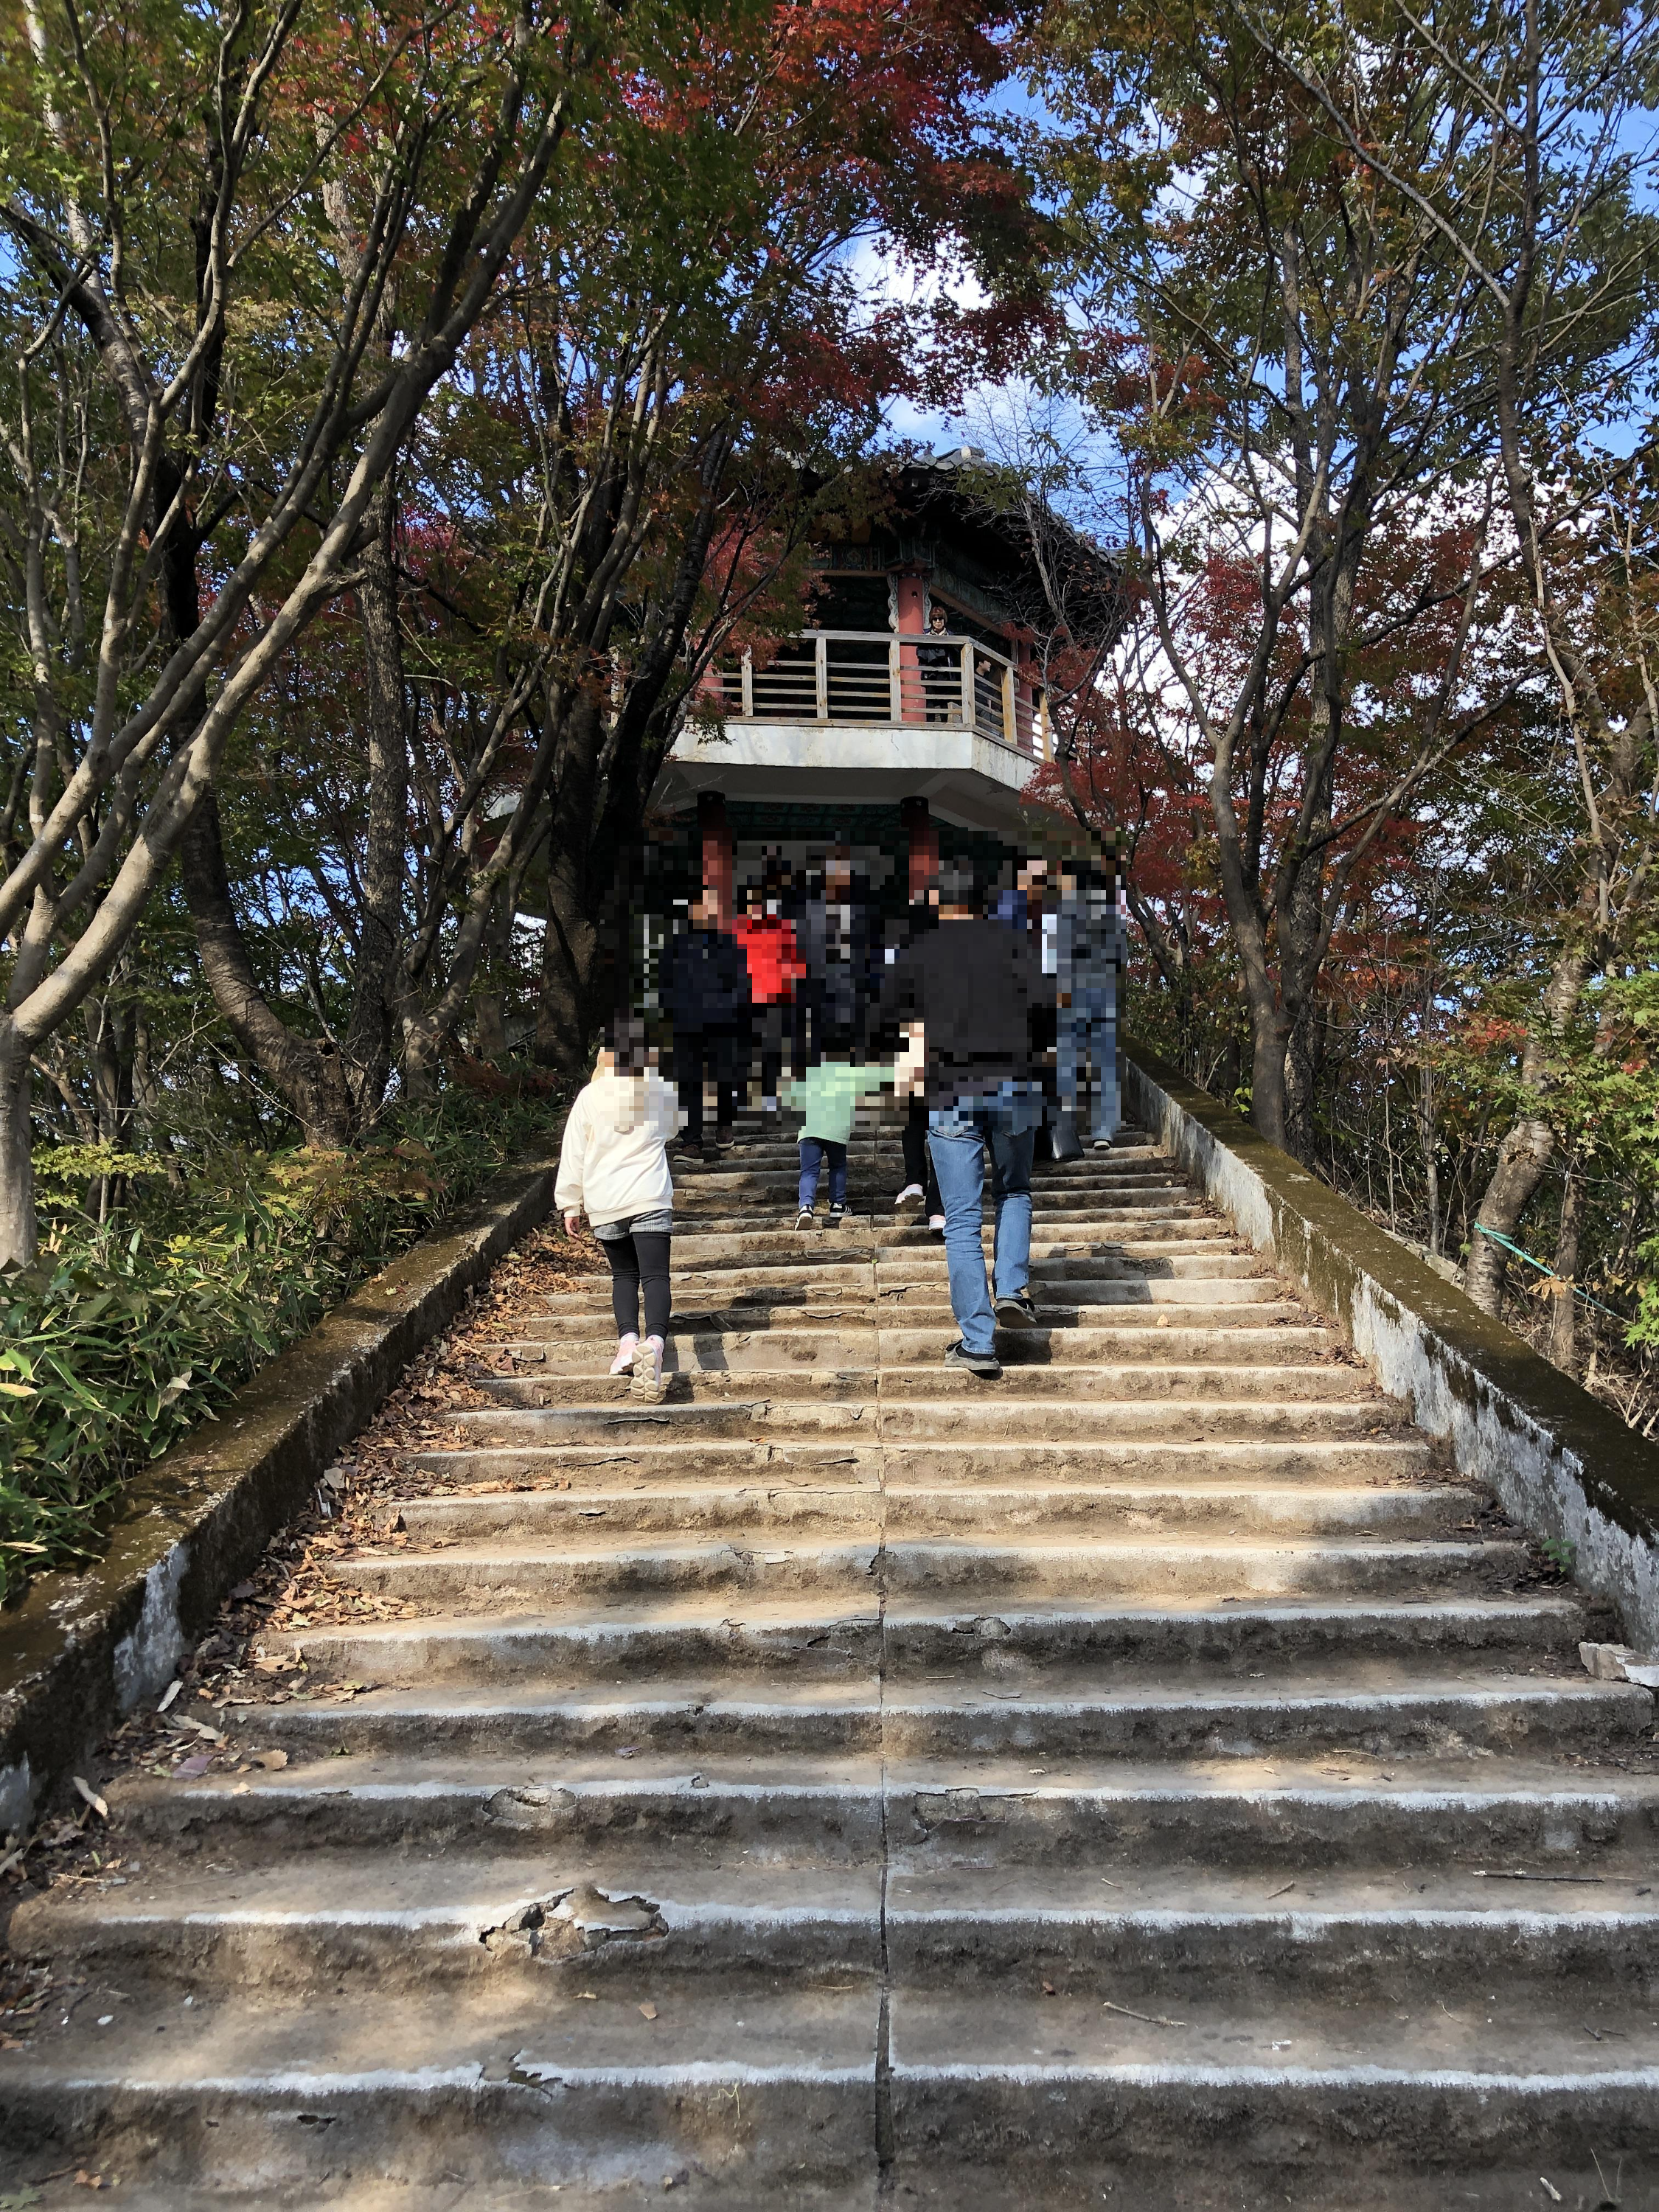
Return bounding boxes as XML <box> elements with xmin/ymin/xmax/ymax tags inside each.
<box><xmin>602</xmin><ymin>1231</ymin><xmax>672</xmax><ymax>1340</ymax></box>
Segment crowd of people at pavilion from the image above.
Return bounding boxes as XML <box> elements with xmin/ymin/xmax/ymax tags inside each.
<box><xmin>556</xmin><ymin>836</ymin><xmax>1126</xmax><ymax>1399</ymax></box>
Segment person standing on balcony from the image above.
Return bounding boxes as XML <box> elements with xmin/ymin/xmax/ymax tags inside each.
<box><xmin>729</xmin><ymin>874</ymin><xmax>804</xmax><ymax>1118</ymax></box>
<box><xmin>916</xmin><ymin>601</ymin><xmax>959</xmax><ymax>724</ymax></box>
<box><xmin>876</xmin><ymin>858</ymin><xmax>1051</xmax><ymax>1379</ymax></box>
<box><xmin>661</xmin><ymin>891</ymin><xmax>751</xmax><ymax>1157</ymax></box>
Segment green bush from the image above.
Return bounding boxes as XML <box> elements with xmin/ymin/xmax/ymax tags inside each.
<box><xmin>1</xmin><ymin>1084</ymin><xmax>568</xmax><ymax>1604</ymax></box>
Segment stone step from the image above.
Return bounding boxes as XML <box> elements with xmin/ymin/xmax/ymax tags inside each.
<box><xmin>15</xmin><ymin>1854</ymin><xmax>886</xmax><ymax>1992</ymax></box>
<box><xmin>672</xmin><ymin>1144</ymin><xmax>1161</xmax><ymax>1168</ymax></box>
<box><xmin>543</xmin><ymin>1275</ymin><xmax>1286</xmax><ymax>1313</ymax></box>
<box><xmin>520</xmin><ymin>1300</ymin><xmax>1322</xmax><ymax>1340</ymax></box>
<box><xmin>0</xmin><ymin>1978</ymin><xmax>881</xmax><ymax>2197</ymax></box>
<box><xmin>883</xmin><ymin>1994</ymin><xmax>1659</xmax><ymax>2166</ymax></box>
<box><xmin>502</xmin><ymin>1322</ymin><xmax>1344</xmax><ymax>1366</ymax></box>
<box><xmin>459</xmin><ymin>1390</ymin><xmax>1409</xmax><ymax>1440</ymax></box>
<box><xmin>406</xmin><ymin>1436</ymin><xmax>1433</xmax><ymax>1485</ymax></box>
<box><xmin>475</xmin><ymin>1360</ymin><xmax>1374</xmax><ymax>1404</ymax></box>
<box><xmin>116</xmin><ymin>1747</ymin><xmax>1658</xmax><ymax>1874</ymax></box>
<box><xmin>266</xmin><ymin>1593</ymin><xmax>1586</xmax><ymax>1686</ymax></box>
<box><xmin>672</xmin><ymin>1237</ymin><xmax>1248</xmax><ymax>1270</ymax></box>
<box><xmin>222</xmin><ymin>1664</ymin><xmax>1646</xmax><ymax>1764</ymax></box>
<box><xmin>36</xmin><ymin>1997</ymin><xmax>1646</xmax><ymax>2211</ymax></box>
<box><xmin>378</xmin><ymin>1478</ymin><xmax>1468</xmax><ymax>1545</ymax></box>
<box><xmin>669</xmin><ymin>1211</ymin><xmax>1231</xmax><ymax>1239</ymax></box>
<box><xmin>322</xmin><ymin>1530</ymin><xmax>1521</xmax><ymax>1610</ymax></box>
<box><xmin>667</xmin><ymin>1243</ymin><xmax>1264</xmax><ymax>1279</ymax></box>
<box><xmin>24</xmin><ymin>1854</ymin><xmax>1659</xmax><ymax>2011</ymax></box>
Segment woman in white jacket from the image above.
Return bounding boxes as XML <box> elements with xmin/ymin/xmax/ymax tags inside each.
<box><xmin>555</xmin><ymin>1020</ymin><xmax>683</xmax><ymax>1402</ymax></box>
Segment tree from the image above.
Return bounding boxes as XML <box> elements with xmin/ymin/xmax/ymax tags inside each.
<box><xmin>0</xmin><ymin>0</ymin><xmax>607</xmax><ymax>1260</ymax></box>
<box><xmin>1216</xmin><ymin>0</ymin><xmax>1659</xmax><ymax>1304</ymax></box>
<box><xmin>1030</xmin><ymin>0</ymin><xmax>1558</xmax><ymax>1154</ymax></box>
<box><xmin>175</xmin><ymin>0</ymin><xmax>1048</xmax><ymax>1108</ymax></box>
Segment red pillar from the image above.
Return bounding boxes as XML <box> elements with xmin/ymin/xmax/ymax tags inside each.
<box><xmin>697</xmin><ymin>790</ymin><xmax>733</xmax><ymax>920</ymax></box>
<box><xmin>900</xmin><ymin>796</ymin><xmax>937</xmax><ymax>902</ymax></box>
<box><xmin>895</xmin><ymin>574</ymin><xmax>926</xmax><ymax>724</ymax></box>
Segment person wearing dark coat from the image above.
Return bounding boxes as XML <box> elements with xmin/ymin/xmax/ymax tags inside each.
<box><xmin>874</xmin><ymin>860</ymin><xmax>1054</xmax><ymax>1378</ymax></box>
<box><xmin>795</xmin><ymin>848</ymin><xmax>883</xmax><ymax>1059</ymax></box>
<box><xmin>661</xmin><ymin>896</ymin><xmax>752</xmax><ymax>1151</ymax></box>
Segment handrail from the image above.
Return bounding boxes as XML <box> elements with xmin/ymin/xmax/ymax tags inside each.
<box><xmin>714</xmin><ymin>627</ymin><xmax>1045</xmax><ymax>757</ymax></box>
<box><xmin>791</xmin><ymin>624</ymin><xmax>1020</xmax><ymax>675</ymax></box>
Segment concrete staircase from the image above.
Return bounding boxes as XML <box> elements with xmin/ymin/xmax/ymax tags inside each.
<box><xmin>7</xmin><ymin>1117</ymin><xmax>1659</xmax><ymax>2208</ymax></box>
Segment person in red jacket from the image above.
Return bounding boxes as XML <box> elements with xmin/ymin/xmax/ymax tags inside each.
<box><xmin>728</xmin><ymin>874</ymin><xmax>805</xmax><ymax>1115</ymax></box>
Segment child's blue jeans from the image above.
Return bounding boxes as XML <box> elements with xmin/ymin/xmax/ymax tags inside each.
<box><xmin>798</xmin><ymin>1137</ymin><xmax>847</xmax><ymax>1211</ymax></box>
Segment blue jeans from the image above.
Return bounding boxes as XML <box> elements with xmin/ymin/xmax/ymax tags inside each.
<box><xmin>1057</xmin><ymin>987</ymin><xmax>1120</xmax><ymax>1140</ymax></box>
<box><xmin>927</xmin><ymin>1097</ymin><xmax>1037</xmax><ymax>1356</ymax></box>
<box><xmin>798</xmin><ymin>1137</ymin><xmax>847</xmax><ymax>1211</ymax></box>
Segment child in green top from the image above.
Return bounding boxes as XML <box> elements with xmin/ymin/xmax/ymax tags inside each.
<box><xmin>784</xmin><ymin>1058</ymin><xmax>890</xmax><ymax>1228</ymax></box>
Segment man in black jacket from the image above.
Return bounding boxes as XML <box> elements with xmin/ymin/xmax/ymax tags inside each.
<box><xmin>661</xmin><ymin>896</ymin><xmax>752</xmax><ymax>1152</ymax></box>
<box><xmin>877</xmin><ymin>859</ymin><xmax>1050</xmax><ymax>1378</ymax></box>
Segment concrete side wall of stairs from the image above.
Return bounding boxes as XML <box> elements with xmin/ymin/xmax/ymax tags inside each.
<box><xmin>1126</xmin><ymin>1044</ymin><xmax>1659</xmax><ymax>1650</ymax></box>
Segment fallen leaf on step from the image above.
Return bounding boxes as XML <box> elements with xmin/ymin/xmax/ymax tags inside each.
<box><xmin>250</xmin><ymin>1750</ymin><xmax>288</xmax><ymax>1770</ymax></box>
<box><xmin>577</xmin><ymin>1991</ymin><xmax>597</xmax><ymax>2000</ymax></box>
<box><xmin>72</xmin><ymin>1776</ymin><xmax>108</xmax><ymax>1820</ymax></box>
<box><xmin>156</xmin><ymin>1680</ymin><xmax>183</xmax><ymax>1713</ymax></box>
<box><xmin>1041</xmin><ymin>1981</ymin><xmax>1056</xmax><ymax>1997</ymax></box>
<box><xmin>175</xmin><ymin>1754</ymin><xmax>212</xmax><ymax>1778</ymax></box>
<box><xmin>639</xmin><ymin>2002</ymin><xmax>658</xmax><ymax>2020</ymax></box>
<box><xmin>1540</xmin><ymin>2182</ymin><xmax>1562</xmax><ymax>2204</ymax></box>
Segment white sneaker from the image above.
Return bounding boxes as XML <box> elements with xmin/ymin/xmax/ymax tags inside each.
<box><xmin>928</xmin><ymin>1214</ymin><xmax>946</xmax><ymax>1234</ymax></box>
<box><xmin>609</xmin><ymin>1335</ymin><xmax>638</xmax><ymax>1377</ymax></box>
<box><xmin>894</xmin><ymin>1183</ymin><xmax>925</xmax><ymax>1207</ymax></box>
<box><xmin>630</xmin><ymin>1336</ymin><xmax>667</xmax><ymax>1402</ymax></box>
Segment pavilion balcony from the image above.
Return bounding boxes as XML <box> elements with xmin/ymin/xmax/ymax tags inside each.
<box><xmin>714</xmin><ymin>627</ymin><xmax>1048</xmax><ymax>758</ymax></box>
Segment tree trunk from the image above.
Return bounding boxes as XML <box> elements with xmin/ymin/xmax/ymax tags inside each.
<box><xmin>536</xmin><ymin>875</ymin><xmax>598</xmax><ymax>1074</ymax></box>
<box><xmin>1464</xmin><ymin>928</ymin><xmax>1595</xmax><ymax>1314</ymax></box>
<box><xmin>1464</xmin><ymin>1112</ymin><xmax>1555</xmax><ymax>1315</ymax></box>
<box><xmin>1284</xmin><ymin>995</ymin><xmax>1327</xmax><ymax>1165</ymax></box>
<box><xmin>1418</xmin><ymin>1059</ymin><xmax>1441</xmax><ymax>1257</ymax></box>
<box><xmin>341</xmin><ymin>483</ymin><xmax>408</xmax><ymax>1118</ymax></box>
<box><xmin>473</xmin><ymin>891</ymin><xmax>512</xmax><ymax>1060</ymax></box>
<box><xmin>179</xmin><ymin>792</ymin><xmax>355</xmax><ymax>1147</ymax></box>
<box><xmin>1548</xmin><ymin>1161</ymin><xmax>1582</xmax><ymax>1374</ymax></box>
<box><xmin>0</xmin><ymin>1031</ymin><xmax>38</xmax><ymax>1267</ymax></box>
<box><xmin>1248</xmin><ymin>1011</ymin><xmax>1289</xmax><ymax>1149</ymax></box>
<box><xmin>535</xmin><ymin>694</ymin><xmax>605</xmax><ymax>1074</ymax></box>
